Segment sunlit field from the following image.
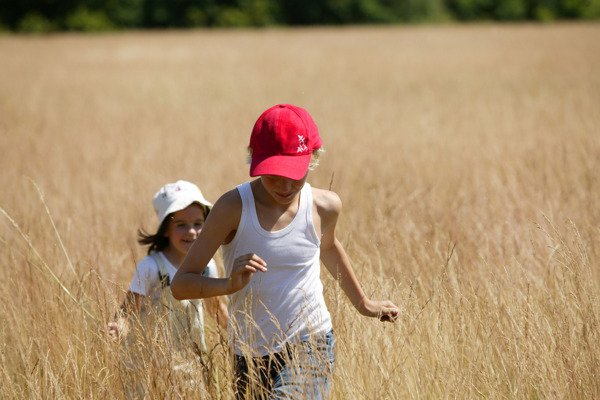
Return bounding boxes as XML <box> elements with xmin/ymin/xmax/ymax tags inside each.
<box><xmin>1</xmin><ymin>23</ymin><xmax>599</xmax><ymax>399</ymax></box>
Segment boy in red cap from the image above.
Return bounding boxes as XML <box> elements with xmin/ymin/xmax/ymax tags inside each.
<box><xmin>172</xmin><ymin>104</ymin><xmax>399</xmax><ymax>399</ymax></box>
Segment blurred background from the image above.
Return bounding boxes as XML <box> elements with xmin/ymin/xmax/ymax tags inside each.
<box><xmin>1</xmin><ymin>0</ymin><xmax>599</xmax><ymax>397</ymax></box>
<box><xmin>1</xmin><ymin>0</ymin><xmax>599</xmax><ymax>33</ymax></box>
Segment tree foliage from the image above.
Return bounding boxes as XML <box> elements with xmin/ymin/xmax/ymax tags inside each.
<box><xmin>0</xmin><ymin>0</ymin><xmax>598</xmax><ymax>32</ymax></box>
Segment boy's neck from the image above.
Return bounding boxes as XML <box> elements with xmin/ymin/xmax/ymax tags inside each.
<box><xmin>250</xmin><ymin>179</ymin><xmax>302</xmax><ymax>232</ymax></box>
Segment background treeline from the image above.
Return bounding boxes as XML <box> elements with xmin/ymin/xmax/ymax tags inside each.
<box><xmin>1</xmin><ymin>0</ymin><xmax>599</xmax><ymax>32</ymax></box>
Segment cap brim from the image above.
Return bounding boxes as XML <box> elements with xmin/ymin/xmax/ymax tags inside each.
<box><xmin>250</xmin><ymin>154</ymin><xmax>311</xmax><ymax>180</ymax></box>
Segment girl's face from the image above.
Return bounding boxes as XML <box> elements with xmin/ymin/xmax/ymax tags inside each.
<box><xmin>163</xmin><ymin>203</ymin><xmax>206</xmax><ymax>264</ymax></box>
<box><xmin>260</xmin><ymin>173</ymin><xmax>307</xmax><ymax>205</ymax></box>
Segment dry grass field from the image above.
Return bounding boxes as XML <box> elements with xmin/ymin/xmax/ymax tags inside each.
<box><xmin>1</xmin><ymin>23</ymin><xmax>599</xmax><ymax>399</ymax></box>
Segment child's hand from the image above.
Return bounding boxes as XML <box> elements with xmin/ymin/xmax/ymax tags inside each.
<box><xmin>361</xmin><ymin>299</ymin><xmax>400</xmax><ymax>323</ymax></box>
<box><xmin>106</xmin><ymin>319</ymin><xmax>127</xmax><ymax>340</ymax></box>
<box><xmin>228</xmin><ymin>253</ymin><xmax>267</xmax><ymax>293</ymax></box>
<box><xmin>378</xmin><ymin>301</ymin><xmax>400</xmax><ymax>322</ymax></box>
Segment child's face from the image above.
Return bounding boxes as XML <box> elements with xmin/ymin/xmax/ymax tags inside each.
<box><xmin>260</xmin><ymin>173</ymin><xmax>307</xmax><ymax>205</ymax></box>
<box><xmin>163</xmin><ymin>203</ymin><xmax>206</xmax><ymax>261</ymax></box>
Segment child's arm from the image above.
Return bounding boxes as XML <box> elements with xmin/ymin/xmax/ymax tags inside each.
<box><xmin>171</xmin><ymin>189</ymin><xmax>267</xmax><ymax>300</ymax></box>
<box><xmin>107</xmin><ymin>290</ymin><xmax>147</xmax><ymax>339</ymax></box>
<box><xmin>316</xmin><ymin>189</ymin><xmax>399</xmax><ymax>322</ymax></box>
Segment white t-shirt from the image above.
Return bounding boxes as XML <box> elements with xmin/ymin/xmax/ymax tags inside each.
<box><xmin>129</xmin><ymin>251</ymin><xmax>218</xmax><ymax>303</ymax></box>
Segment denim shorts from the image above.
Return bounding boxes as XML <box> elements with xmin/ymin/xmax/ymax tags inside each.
<box><xmin>234</xmin><ymin>330</ymin><xmax>336</xmax><ymax>400</ymax></box>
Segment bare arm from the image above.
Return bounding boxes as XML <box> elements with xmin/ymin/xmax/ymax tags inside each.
<box><xmin>171</xmin><ymin>189</ymin><xmax>267</xmax><ymax>300</ymax></box>
<box><xmin>316</xmin><ymin>189</ymin><xmax>399</xmax><ymax>322</ymax></box>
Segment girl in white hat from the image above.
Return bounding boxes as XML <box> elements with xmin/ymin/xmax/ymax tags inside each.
<box><xmin>107</xmin><ymin>180</ymin><xmax>228</xmax><ymax>350</ymax></box>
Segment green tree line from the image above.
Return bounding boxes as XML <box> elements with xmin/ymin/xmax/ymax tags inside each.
<box><xmin>1</xmin><ymin>0</ymin><xmax>599</xmax><ymax>33</ymax></box>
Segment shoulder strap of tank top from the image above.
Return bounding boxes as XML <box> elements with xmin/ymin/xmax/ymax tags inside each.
<box><xmin>302</xmin><ymin>182</ymin><xmax>312</xmax><ymax>219</ymax></box>
<box><xmin>235</xmin><ymin>182</ymin><xmax>252</xmax><ymax>231</ymax></box>
<box><xmin>302</xmin><ymin>183</ymin><xmax>320</xmax><ymax>244</ymax></box>
<box><xmin>302</xmin><ymin>182</ymin><xmax>311</xmax><ymax>204</ymax></box>
<box><xmin>236</xmin><ymin>182</ymin><xmax>253</xmax><ymax>209</ymax></box>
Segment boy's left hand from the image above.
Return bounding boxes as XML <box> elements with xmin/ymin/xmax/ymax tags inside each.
<box><xmin>362</xmin><ymin>299</ymin><xmax>400</xmax><ymax>323</ymax></box>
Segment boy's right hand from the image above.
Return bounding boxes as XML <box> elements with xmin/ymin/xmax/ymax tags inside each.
<box><xmin>228</xmin><ymin>253</ymin><xmax>267</xmax><ymax>293</ymax></box>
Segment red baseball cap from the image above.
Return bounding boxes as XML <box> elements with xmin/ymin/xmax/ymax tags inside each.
<box><xmin>249</xmin><ymin>104</ymin><xmax>322</xmax><ymax>180</ymax></box>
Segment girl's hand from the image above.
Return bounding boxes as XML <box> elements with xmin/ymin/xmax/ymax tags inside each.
<box><xmin>228</xmin><ymin>253</ymin><xmax>267</xmax><ymax>293</ymax></box>
<box><xmin>106</xmin><ymin>322</ymin><xmax>121</xmax><ymax>340</ymax></box>
<box><xmin>361</xmin><ymin>299</ymin><xmax>400</xmax><ymax>323</ymax></box>
<box><xmin>106</xmin><ymin>318</ymin><xmax>128</xmax><ymax>340</ymax></box>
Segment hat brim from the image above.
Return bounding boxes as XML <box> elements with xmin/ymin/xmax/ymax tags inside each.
<box><xmin>158</xmin><ymin>198</ymin><xmax>212</xmax><ymax>226</ymax></box>
<box><xmin>250</xmin><ymin>154</ymin><xmax>311</xmax><ymax>181</ymax></box>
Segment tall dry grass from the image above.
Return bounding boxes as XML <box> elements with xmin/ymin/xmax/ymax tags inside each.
<box><xmin>1</xmin><ymin>23</ymin><xmax>599</xmax><ymax>399</ymax></box>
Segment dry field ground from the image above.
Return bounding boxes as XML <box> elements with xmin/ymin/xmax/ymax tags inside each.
<box><xmin>0</xmin><ymin>23</ymin><xmax>599</xmax><ymax>399</ymax></box>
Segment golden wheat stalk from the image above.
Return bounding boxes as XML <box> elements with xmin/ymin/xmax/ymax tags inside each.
<box><xmin>28</xmin><ymin>178</ymin><xmax>78</xmax><ymax>276</ymax></box>
<box><xmin>0</xmin><ymin>185</ymin><xmax>97</xmax><ymax>322</ymax></box>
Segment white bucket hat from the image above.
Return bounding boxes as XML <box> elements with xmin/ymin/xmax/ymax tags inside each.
<box><xmin>152</xmin><ymin>180</ymin><xmax>213</xmax><ymax>227</ymax></box>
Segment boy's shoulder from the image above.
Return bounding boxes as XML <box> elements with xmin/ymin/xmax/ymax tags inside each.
<box><xmin>215</xmin><ymin>187</ymin><xmax>243</xmax><ymax>207</ymax></box>
<box><xmin>311</xmin><ymin>186</ymin><xmax>342</xmax><ymax>216</ymax></box>
<box><xmin>207</xmin><ymin>187</ymin><xmax>243</xmax><ymax>229</ymax></box>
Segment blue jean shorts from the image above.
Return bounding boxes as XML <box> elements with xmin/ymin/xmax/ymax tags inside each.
<box><xmin>234</xmin><ymin>330</ymin><xmax>336</xmax><ymax>400</ymax></box>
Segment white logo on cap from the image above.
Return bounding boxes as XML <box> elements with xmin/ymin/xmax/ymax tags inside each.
<box><xmin>297</xmin><ymin>135</ymin><xmax>308</xmax><ymax>153</ymax></box>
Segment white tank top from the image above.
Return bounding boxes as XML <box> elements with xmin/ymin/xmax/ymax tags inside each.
<box><xmin>222</xmin><ymin>181</ymin><xmax>333</xmax><ymax>357</ymax></box>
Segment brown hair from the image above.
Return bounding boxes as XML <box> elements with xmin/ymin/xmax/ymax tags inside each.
<box><xmin>138</xmin><ymin>217</ymin><xmax>171</xmax><ymax>255</ymax></box>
